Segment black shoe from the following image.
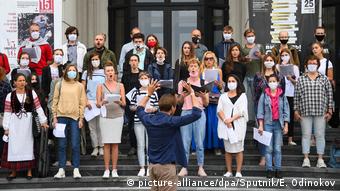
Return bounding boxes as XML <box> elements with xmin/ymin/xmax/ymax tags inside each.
<box><xmin>275</xmin><ymin>170</ymin><xmax>282</xmax><ymax>179</ymax></box>
<box><xmin>266</xmin><ymin>170</ymin><xmax>273</xmax><ymax>178</ymax></box>
<box><xmin>6</xmin><ymin>176</ymin><xmax>16</xmax><ymax>181</ymax></box>
<box><xmin>127</xmin><ymin>147</ymin><xmax>137</xmax><ymax>156</ymax></box>
<box><xmin>26</xmin><ymin>175</ymin><xmax>33</xmax><ymax>180</ymax></box>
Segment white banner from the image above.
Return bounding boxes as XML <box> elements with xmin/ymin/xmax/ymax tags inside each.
<box><xmin>0</xmin><ymin>0</ymin><xmax>62</xmax><ymax>70</ymax></box>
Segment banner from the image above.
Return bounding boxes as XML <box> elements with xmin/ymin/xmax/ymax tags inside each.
<box><xmin>248</xmin><ymin>0</ymin><xmax>319</xmax><ymax>62</ymax></box>
<box><xmin>0</xmin><ymin>0</ymin><xmax>62</xmax><ymax>70</ymax></box>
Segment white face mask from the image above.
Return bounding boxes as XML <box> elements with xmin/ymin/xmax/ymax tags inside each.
<box><xmin>91</xmin><ymin>60</ymin><xmax>100</xmax><ymax>68</ymax></box>
<box><xmin>264</xmin><ymin>61</ymin><xmax>275</xmax><ymax>69</ymax></box>
<box><xmin>68</xmin><ymin>34</ymin><xmax>77</xmax><ymax>41</ymax></box>
<box><xmin>268</xmin><ymin>82</ymin><xmax>278</xmax><ymax>90</ymax></box>
<box><xmin>156</xmin><ymin>57</ymin><xmax>165</xmax><ymax>63</ymax></box>
<box><xmin>54</xmin><ymin>55</ymin><xmax>63</xmax><ymax>64</ymax></box>
<box><xmin>227</xmin><ymin>82</ymin><xmax>237</xmax><ymax>90</ymax></box>
<box><xmin>31</xmin><ymin>31</ymin><xmax>40</xmax><ymax>40</ymax></box>
<box><xmin>223</xmin><ymin>33</ymin><xmax>232</xmax><ymax>40</ymax></box>
<box><xmin>307</xmin><ymin>64</ymin><xmax>318</xmax><ymax>72</ymax></box>
<box><xmin>246</xmin><ymin>36</ymin><xmax>255</xmax><ymax>44</ymax></box>
<box><xmin>20</xmin><ymin>59</ymin><xmax>29</xmax><ymax>67</ymax></box>
<box><xmin>281</xmin><ymin>55</ymin><xmax>290</xmax><ymax>63</ymax></box>
<box><xmin>139</xmin><ymin>79</ymin><xmax>149</xmax><ymax>87</ymax></box>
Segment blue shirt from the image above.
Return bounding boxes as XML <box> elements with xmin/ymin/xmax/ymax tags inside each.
<box><xmin>137</xmin><ymin>106</ymin><xmax>202</xmax><ymax>167</ymax></box>
<box><xmin>81</xmin><ymin>69</ymin><xmax>105</xmax><ymax>100</ymax></box>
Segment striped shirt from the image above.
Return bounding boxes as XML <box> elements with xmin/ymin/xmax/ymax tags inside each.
<box><xmin>130</xmin><ymin>89</ymin><xmax>158</xmax><ymax>123</ymax></box>
<box><xmin>294</xmin><ymin>73</ymin><xmax>334</xmax><ymax>117</ymax></box>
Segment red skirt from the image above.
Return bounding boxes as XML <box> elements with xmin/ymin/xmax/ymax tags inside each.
<box><xmin>1</xmin><ymin>142</ymin><xmax>36</xmax><ymax>171</ymax></box>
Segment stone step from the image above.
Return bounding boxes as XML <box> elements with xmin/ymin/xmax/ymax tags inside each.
<box><xmin>0</xmin><ymin>176</ymin><xmax>339</xmax><ymax>190</ymax></box>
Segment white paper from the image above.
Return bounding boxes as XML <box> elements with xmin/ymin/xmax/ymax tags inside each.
<box><xmin>158</xmin><ymin>80</ymin><xmax>173</xmax><ymax>89</ymax></box>
<box><xmin>104</xmin><ymin>94</ymin><xmax>120</xmax><ymax>103</ymax></box>
<box><xmin>53</xmin><ymin>123</ymin><xmax>66</xmax><ymax>138</ymax></box>
<box><xmin>226</xmin><ymin>127</ymin><xmax>238</xmax><ymax>144</ymax></box>
<box><xmin>204</xmin><ymin>69</ymin><xmax>219</xmax><ymax>83</ymax></box>
<box><xmin>249</xmin><ymin>46</ymin><xmax>260</xmax><ymax>60</ymax></box>
<box><xmin>126</xmin><ymin>88</ymin><xmax>137</xmax><ymax>102</ymax></box>
<box><xmin>253</xmin><ymin>128</ymin><xmax>272</xmax><ymax>146</ymax></box>
<box><xmin>100</xmin><ymin>105</ymin><xmax>107</xmax><ymax>118</ymax></box>
<box><xmin>84</xmin><ymin>103</ymin><xmax>101</xmax><ymax>122</ymax></box>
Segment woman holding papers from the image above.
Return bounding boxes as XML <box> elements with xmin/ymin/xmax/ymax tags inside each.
<box><xmin>2</xmin><ymin>73</ymin><xmax>48</xmax><ymax>180</ymax></box>
<box><xmin>201</xmin><ymin>51</ymin><xmax>224</xmax><ymax>155</ymax></box>
<box><xmin>177</xmin><ymin>59</ymin><xmax>209</xmax><ymax>177</ymax></box>
<box><xmin>52</xmin><ymin>64</ymin><xmax>86</xmax><ymax>179</ymax></box>
<box><xmin>257</xmin><ymin>74</ymin><xmax>289</xmax><ymax>179</ymax></box>
<box><xmin>130</xmin><ymin>72</ymin><xmax>159</xmax><ymax>176</ymax></box>
<box><xmin>217</xmin><ymin>74</ymin><xmax>248</xmax><ymax>178</ymax></box>
<box><xmin>221</xmin><ymin>44</ymin><xmax>247</xmax><ymax>84</ymax></box>
<box><xmin>81</xmin><ymin>52</ymin><xmax>106</xmax><ymax>157</ymax></box>
<box><xmin>276</xmin><ymin>49</ymin><xmax>299</xmax><ymax>146</ymax></box>
<box><xmin>253</xmin><ymin>54</ymin><xmax>285</xmax><ymax>166</ymax></box>
<box><xmin>96</xmin><ymin>63</ymin><xmax>126</xmax><ymax>178</ymax></box>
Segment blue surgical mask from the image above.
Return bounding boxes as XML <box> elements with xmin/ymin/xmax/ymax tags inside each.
<box><xmin>67</xmin><ymin>71</ymin><xmax>77</xmax><ymax>79</ymax></box>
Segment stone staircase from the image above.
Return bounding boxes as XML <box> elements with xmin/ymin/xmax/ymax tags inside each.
<box><xmin>1</xmin><ymin>126</ymin><xmax>340</xmax><ymax>190</ymax></box>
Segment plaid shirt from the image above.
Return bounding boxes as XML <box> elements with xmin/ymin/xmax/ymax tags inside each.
<box><xmin>294</xmin><ymin>73</ymin><xmax>334</xmax><ymax>116</ymax></box>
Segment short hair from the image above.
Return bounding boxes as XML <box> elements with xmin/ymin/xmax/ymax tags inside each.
<box><xmin>139</xmin><ymin>71</ymin><xmax>150</xmax><ymax>79</ymax></box>
<box><xmin>63</xmin><ymin>64</ymin><xmax>79</xmax><ymax>81</ymax></box>
<box><xmin>53</xmin><ymin>49</ymin><xmax>64</xmax><ymax>56</ymax></box>
<box><xmin>188</xmin><ymin>58</ymin><xmax>201</xmax><ymax>68</ymax></box>
<box><xmin>19</xmin><ymin>52</ymin><xmax>31</xmax><ymax>60</ymax></box>
<box><xmin>158</xmin><ymin>94</ymin><xmax>177</xmax><ymax>112</ymax></box>
<box><xmin>104</xmin><ymin>61</ymin><xmax>115</xmax><ymax>71</ymax></box>
<box><xmin>0</xmin><ymin>67</ymin><xmax>6</xmax><ymax>81</ymax></box>
<box><xmin>96</xmin><ymin>33</ymin><xmax>107</xmax><ymax>41</ymax></box>
<box><xmin>223</xmin><ymin>25</ymin><xmax>233</xmax><ymax>32</ymax></box>
<box><xmin>268</xmin><ymin>73</ymin><xmax>279</xmax><ymax>82</ymax></box>
<box><xmin>65</xmin><ymin>26</ymin><xmax>79</xmax><ymax>37</ymax></box>
<box><xmin>314</xmin><ymin>26</ymin><xmax>325</xmax><ymax>33</ymax></box>
<box><xmin>129</xmin><ymin>54</ymin><xmax>140</xmax><ymax>62</ymax></box>
<box><xmin>132</xmin><ymin>33</ymin><xmax>145</xmax><ymax>41</ymax></box>
<box><xmin>155</xmin><ymin>47</ymin><xmax>168</xmax><ymax>56</ymax></box>
<box><xmin>304</xmin><ymin>55</ymin><xmax>320</xmax><ymax>68</ymax></box>
<box><xmin>244</xmin><ymin>28</ymin><xmax>256</xmax><ymax>37</ymax></box>
<box><xmin>130</xmin><ymin>27</ymin><xmax>140</xmax><ymax>35</ymax></box>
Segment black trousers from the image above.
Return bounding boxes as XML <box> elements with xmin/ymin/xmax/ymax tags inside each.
<box><xmin>287</xmin><ymin>97</ymin><xmax>295</xmax><ymax>137</ymax></box>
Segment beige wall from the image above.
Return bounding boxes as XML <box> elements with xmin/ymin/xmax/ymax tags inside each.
<box><xmin>228</xmin><ymin>0</ymin><xmax>249</xmax><ymax>45</ymax></box>
<box><xmin>62</xmin><ymin>0</ymin><xmax>108</xmax><ymax>48</ymax></box>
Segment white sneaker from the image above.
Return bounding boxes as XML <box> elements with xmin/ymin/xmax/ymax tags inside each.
<box><xmin>178</xmin><ymin>167</ymin><xmax>188</xmax><ymax>177</ymax></box>
<box><xmin>198</xmin><ymin>168</ymin><xmax>207</xmax><ymax>177</ymax></box>
<box><xmin>111</xmin><ymin>169</ymin><xmax>119</xmax><ymax>177</ymax></box>
<box><xmin>316</xmin><ymin>158</ymin><xmax>327</xmax><ymax>168</ymax></box>
<box><xmin>235</xmin><ymin>172</ymin><xmax>243</xmax><ymax>178</ymax></box>
<box><xmin>91</xmin><ymin>148</ymin><xmax>99</xmax><ymax>157</ymax></box>
<box><xmin>52</xmin><ymin>161</ymin><xmax>59</xmax><ymax>167</ymax></box>
<box><xmin>137</xmin><ymin>168</ymin><xmax>145</xmax><ymax>176</ymax></box>
<box><xmin>102</xmin><ymin>170</ymin><xmax>110</xmax><ymax>179</ymax></box>
<box><xmin>302</xmin><ymin>158</ymin><xmax>311</xmax><ymax>168</ymax></box>
<box><xmin>54</xmin><ymin>168</ymin><xmax>65</xmax><ymax>179</ymax></box>
<box><xmin>146</xmin><ymin>168</ymin><xmax>149</xmax><ymax>176</ymax></box>
<box><xmin>288</xmin><ymin>141</ymin><xmax>297</xmax><ymax>146</ymax></box>
<box><xmin>223</xmin><ymin>171</ymin><xmax>233</xmax><ymax>177</ymax></box>
<box><xmin>73</xmin><ymin>168</ymin><xmax>82</xmax><ymax>179</ymax></box>
<box><xmin>99</xmin><ymin>147</ymin><xmax>104</xmax><ymax>156</ymax></box>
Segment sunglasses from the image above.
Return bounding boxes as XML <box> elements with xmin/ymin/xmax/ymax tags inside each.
<box><xmin>204</xmin><ymin>57</ymin><xmax>214</xmax><ymax>61</ymax></box>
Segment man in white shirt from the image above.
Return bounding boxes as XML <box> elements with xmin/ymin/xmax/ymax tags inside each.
<box><xmin>118</xmin><ymin>27</ymin><xmax>141</xmax><ymax>72</ymax></box>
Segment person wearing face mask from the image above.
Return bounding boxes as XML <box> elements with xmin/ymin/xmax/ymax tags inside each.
<box><xmin>52</xmin><ymin>64</ymin><xmax>86</xmax><ymax>179</ymax></box>
<box><xmin>129</xmin><ymin>72</ymin><xmax>159</xmax><ymax>177</ymax></box>
<box><xmin>62</xmin><ymin>26</ymin><xmax>87</xmax><ymax>79</ymax></box>
<box><xmin>96</xmin><ymin>63</ymin><xmax>126</xmax><ymax>178</ymax></box>
<box><xmin>214</xmin><ymin>25</ymin><xmax>240</xmax><ymax>68</ymax></box>
<box><xmin>253</xmin><ymin>54</ymin><xmax>285</xmax><ymax>166</ymax></box>
<box><xmin>146</xmin><ymin>34</ymin><xmax>160</xmax><ymax>57</ymax></box>
<box><xmin>148</xmin><ymin>47</ymin><xmax>173</xmax><ymax>97</ymax></box>
<box><xmin>276</xmin><ymin>49</ymin><xmax>299</xmax><ymax>146</ymax></box>
<box><xmin>257</xmin><ymin>74</ymin><xmax>289</xmax><ymax>179</ymax></box>
<box><xmin>136</xmin><ymin>80</ymin><xmax>202</xmax><ymax>191</ymax></box>
<box><xmin>81</xmin><ymin>53</ymin><xmax>106</xmax><ymax>157</ymax></box>
<box><xmin>177</xmin><ymin>59</ymin><xmax>209</xmax><ymax>177</ymax></box>
<box><xmin>123</xmin><ymin>33</ymin><xmax>154</xmax><ymax>75</ymax></box>
<box><xmin>294</xmin><ymin>55</ymin><xmax>334</xmax><ymax>169</ymax></box>
<box><xmin>83</xmin><ymin>33</ymin><xmax>117</xmax><ymax>76</ymax></box>
<box><xmin>191</xmin><ymin>29</ymin><xmax>208</xmax><ymax>61</ymax></box>
<box><xmin>271</xmin><ymin>31</ymin><xmax>300</xmax><ymax>67</ymax></box>
<box><xmin>18</xmin><ymin>23</ymin><xmax>53</xmax><ymax>80</ymax></box>
<box><xmin>42</xmin><ymin>49</ymin><xmax>64</xmax><ymax>101</ymax></box>
<box><xmin>119</xmin><ymin>27</ymin><xmax>141</xmax><ymax>73</ymax></box>
<box><xmin>217</xmin><ymin>74</ymin><xmax>248</xmax><ymax>178</ymax></box>
<box><xmin>11</xmin><ymin>52</ymin><xmax>36</xmax><ymax>87</ymax></box>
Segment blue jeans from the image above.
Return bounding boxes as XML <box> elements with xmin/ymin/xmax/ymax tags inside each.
<box><xmin>180</xmin><ymin>110</ymin><xmax>206</xmax><ymax>166</ymax></box>
<box><xmin>57</xmin><ymin>117</ymin><xmax>80</xmax><ymax>168</ymax></box>
<box><xmin>301</xmin><ymin>116</ymin><xmax>326</xmax><ymax>155</ymax></box>
<box><xmin>265</xmin><ymin>121</ymin><xmax>283</xmax><ymax>171</ymax></box>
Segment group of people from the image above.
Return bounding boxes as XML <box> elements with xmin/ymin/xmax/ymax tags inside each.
<box><xmin>0</xmin><ymin>22</ymin><xmax>338</xmax><ymax>191</ymax></box>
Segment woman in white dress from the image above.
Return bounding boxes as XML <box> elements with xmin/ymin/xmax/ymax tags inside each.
<box><xmin>217</xmin><ymin>74</ymin><xmax>248</xmax><ymax>178</ymax></box>
<box><xmin>96</xmin><ymin>62</ymin><xmax>126</xmax><ymax>178</ymax></box>
<box><xmin>1</xmin><ymin>73</ymin><xmax>48</xmax><ymax>180</ymax></box>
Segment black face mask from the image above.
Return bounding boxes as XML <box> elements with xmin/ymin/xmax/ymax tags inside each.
<box><xmin>315</xmin><ymin>35</ymin><xmax>325</xmax><ymax>42</ymax></box>
<box><xmin>31</xmin><ymin>82</ymin><xmax>39</xmax><ymax>89</ymax></box>
<box><xmin>192</xmin><ymin>37</ymin><xmax>200</xmax><ymax>44</ymax></box>
<box><xmin>280</xmin><ymin>39</ymin><xmax>288</xmax><ymax>45</ymax></box>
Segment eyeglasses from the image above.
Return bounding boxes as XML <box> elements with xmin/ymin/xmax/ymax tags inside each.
<box><xmin>204</xmin><ymin>57</ymin><xmax>214</xmax><ymax>61</ymax></box>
